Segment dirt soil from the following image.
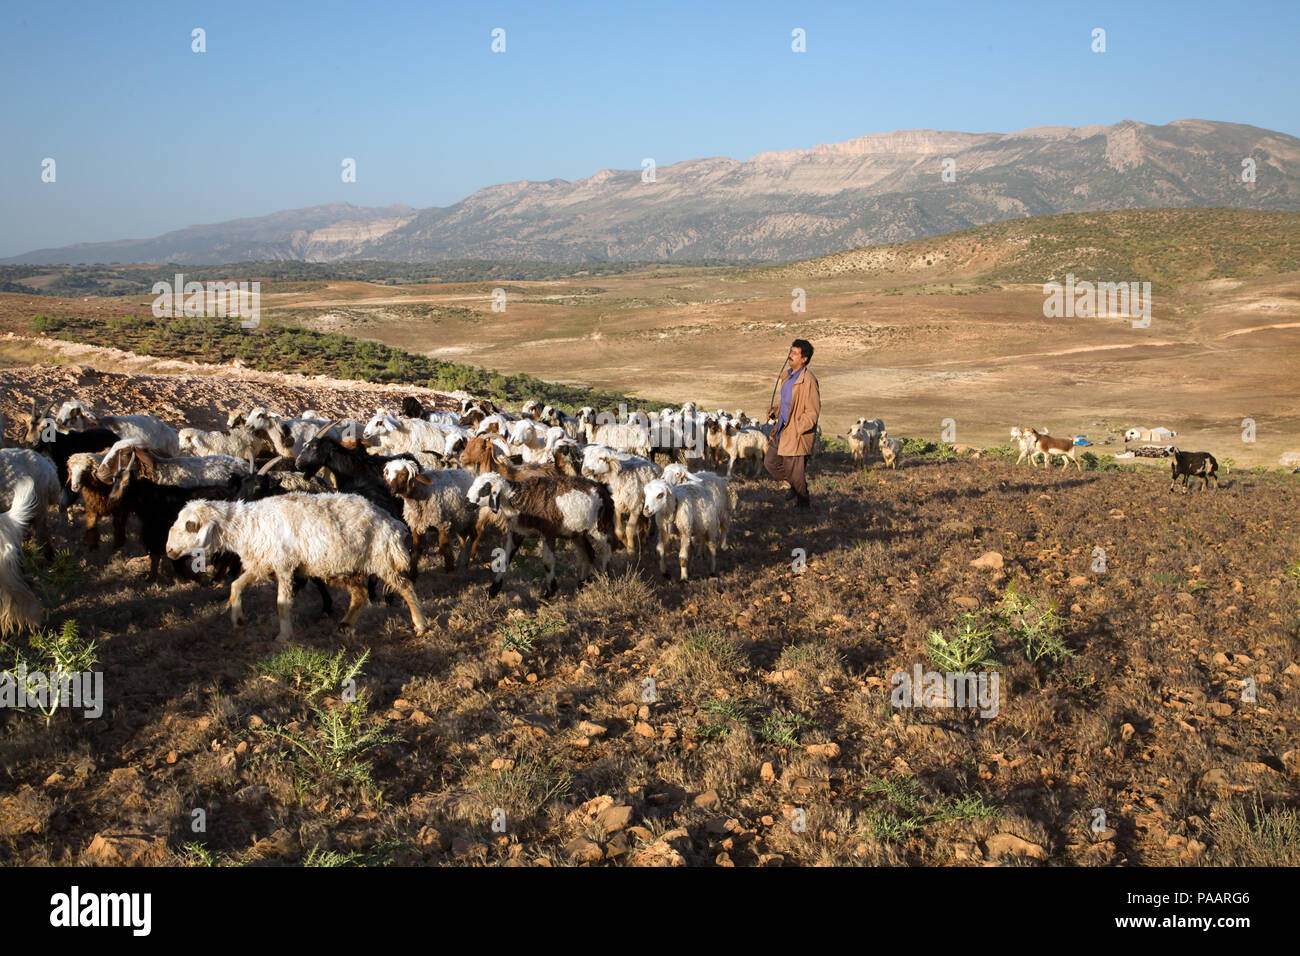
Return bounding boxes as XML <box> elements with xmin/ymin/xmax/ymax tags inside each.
<box><xmin>1</xmin><ymin>365</ymin><xmax>1297</xmax><ymax>867</ymax></box>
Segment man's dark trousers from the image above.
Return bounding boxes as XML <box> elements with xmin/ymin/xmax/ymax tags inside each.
<box><xmin>764</xmin><ymin>428</ymin><xmax>809</xmax><ymax>498</ymax></box>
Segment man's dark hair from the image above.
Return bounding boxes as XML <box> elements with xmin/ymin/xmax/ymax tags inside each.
<box><xmin>792</xmin><ymin>339</ymin><xmax>814</xmax><ymax>363</ymax></box>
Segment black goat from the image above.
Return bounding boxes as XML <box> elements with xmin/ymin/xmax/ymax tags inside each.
<box><xmin>293</xmin><ymin>429</ymin><xmax>412</xmax><ymax>525</ymax></box>
<box><xmin>108</xmin><ymin>469</ymin><xmax>234</xmax><ymax>582</ymax></box>
<box><xmin>29</xmin><ymin>426</ymin><xmax>120</xmax><ymax>487</ymax></box>
<box><xmin>1169</xmin><ymin>447</ymin><xmax>1220</xmax><ymax>493</ymax></box>
<box><xmin>108</xmin><ymin>470</ymin><xmax>335</xmax><ymax>616</ymax></box>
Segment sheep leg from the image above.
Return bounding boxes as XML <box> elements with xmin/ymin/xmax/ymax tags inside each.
<box><xmin>657</xmin><ymin>520</ymin><xmax>671</xmax><ymax>579</ymax></box>
<box><xmin>112</xmin><ymin>511</ymin><xmax>126</xmax><ymax>551</ymax></box>
<box><xmin>32</xmin><ymin>509</ymin><xmax>53</xmax><ymax>561</ymax></box>
<box><xmin>228</xmin><ymin>569</ymin><xmax>258</xmax><ymax>632</ymax></box>
<box><xmin>436</xmin><ymin>528</ymin><xmax>455</xmax><ymax>574</ymax></box>
<box><xmin>678</xmin><ymin>534</ymin><xmax>692</xmax><ymax>582</ymax></box>
<box><xmin>409</xmin><ymin>530</ymin><xmax>424</xmax><ymax>580</ymax></box>
<box><xmin>575</xmin><ymin>537</ymin><xmax>595</xmax><ymax>581</ymax></box>
<box><xmin>591</xmin><ymin>532</ymin><xmax>612</xmax><ymax>575</ymax></box>
<box><xmin>488</xmin><ymin>532</ymin><xmax>513</xmax><ymax>597</ymax></box>
<box><xmin>275</xmin><ymin>572</ymin><xmax>295</xmax><ymax>642</ymax></box>
<box><xmin>312</xmin><ymin>577</ymin><xmax>335</xmax><ymax>617</ymax></box>
<box><xmin>85</xmin><ymin>513</ymin><xmax>99</xmax><ymax>551</ymax></box>
<box><xmin>470</xmin><ymin>510</ymin><xmax>493</xmax><ymax>560</ymax></box>
<box><xmin>341</xmin><ymin>575</ymin><xmax>368</xmax><ymax>629</ymax></box>
<box><xmin>389</xmin><ymin>574</ymin><xmax>427</xmax><ymax>635</ymax></box>
<box><xmin>465</xmin><ymin>518</ymin><xmax>485</xmax><ymax>564</ymax></box>
<box><xmin>622</xmin><ymin>510</ymin><xmax>639</xmax><ymax>554</ymax></box>
<box><xmin>541</xmin><ymin>537</ymin><xmax>558</xmax><ymax>598</ymax></box>
<box><xmin>707</xmin><ymin>532</ymin><xmax>718</xmax><ymax>577</ymax></box>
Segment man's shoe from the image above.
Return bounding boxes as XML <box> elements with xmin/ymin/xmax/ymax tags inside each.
<box><xmin>794</xmin><ymin>495</ymin><xmax>812</xmax><ymax>510</ymax></box>
<box><xmin>784</xmin><ymin>488</ymin><xmax>798</xmax><ymax>501</ymax></box>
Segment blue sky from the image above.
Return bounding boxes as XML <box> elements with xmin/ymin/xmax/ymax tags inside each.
<box><xmin>1</xmin><ymin>0</ymin><xmax>1297</xmax><ymax>256</ymax></box>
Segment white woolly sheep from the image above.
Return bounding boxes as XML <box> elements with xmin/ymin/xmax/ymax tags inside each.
<box><xmin>382</xmin><ymin>460</ymin><xmax>479</xmax><ymax>574</ymax></box>
<box><xmin>0</xmin><ymin>448</ymin><xmax>60</xmax><ymax>555</ymax></box>
<box><xmin>660</xmin><ymin>463</ymin><xmax>734</xmax><ymax>550</ymax></box>
<box><xmin>364</xmin><ymin>411</ymin><xmax>468</xmax><ymax>458</ymax></box>
<box><xmin>581</xmin><ymin>446</ymin><xmax>662</xmax><ymax>552</ymax></box>
<box><xmin>245</xmin><ymin>407</ymin><xmax>331</xmax><ymax>458</ymax></box>
<box><xmin>642</xmin><ymin>477</ymin><xmax>722</xmax><ymax>581</ymax></box>
<box><xmin>880</xmin><ymin>432</ymin><xmax>903</xmax><ymax>470</ymax></box>
<box><xmin>178</xmin><ymin>425</ymin><xmax>271</xmax><ymax>461</ymax></box>
<box><xmin>95</xmin><ymin>440</ymin><xmax>251</xmax><ymax>488</ymax></box>
<box><xmin>55</xmin><ymin>400</ymin><xmax>181</xmax><ymax>456</ymax></box>
<box><xmin>165</xmin><ymin>493</ymin><xmax>426</xmax><ymax>641</ymax></box>
<box><xmin>0</xmin><ymin>479</ymin><xmax>42</xmax><ymax>635</ymax></box>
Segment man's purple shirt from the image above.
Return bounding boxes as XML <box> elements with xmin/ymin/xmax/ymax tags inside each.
<box><xmin>778</xmin><ymin>366</ymin><xmax>803</xmax><ymax>432</ymax></box>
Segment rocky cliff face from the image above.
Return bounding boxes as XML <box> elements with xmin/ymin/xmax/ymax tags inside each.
<box><xmin>8</xmin><ymin>120</ymin><xmax>1299</xmax><ymax>265</ymax></box>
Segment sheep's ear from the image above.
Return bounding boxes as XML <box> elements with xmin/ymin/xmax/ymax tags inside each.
<box><xmin>488</xmin><ymin>485</ymin><xmax>501</xmax><ymax>513</ymax></box>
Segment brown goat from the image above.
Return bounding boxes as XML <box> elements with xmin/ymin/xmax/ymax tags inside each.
<box><xmin>1026</xmin><ymin>428</ymin><xmax>1082</xmax><ymax>472</ymax></box>
<box><xmin>64</xmin><ymin>453</ymin><xmax>126</xmax><ymax>551</ymax></box>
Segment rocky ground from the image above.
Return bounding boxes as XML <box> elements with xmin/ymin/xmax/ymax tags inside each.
<box><xmin>1</xmin><ymin>366</ymin><xmax>1297</xmax><ymax>867</ymax></box>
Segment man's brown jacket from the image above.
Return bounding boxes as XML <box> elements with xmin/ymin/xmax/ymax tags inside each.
<box><xmin>773</xmin><ymin>366</ymin><xmax>821</xmax><ymax>457</ymax></box>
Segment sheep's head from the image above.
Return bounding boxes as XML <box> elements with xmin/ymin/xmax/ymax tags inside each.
<box><xmin>459</xmin><ymin>436</ymin><xmax>494</xmax><ymax>475</ymax></box>
<box><xmin>56</xmin><ymin>400</ymin><xmax>97</xmax><ymax>430</ymax></box>
<box><xmin>66</xmin><ymin>454</ymin><xmax>101</xmax><ymax>494</ymax></box>
<box><xmin>177</xmin><ymin>428</ymin><xmax>199</xmax><ymax>455</ymax></box>
<box><xmin>364</xmin><ymin>413</ymin><xmax>399</xmax><ymax>441</ymax></box>
<box><xmin>400</xmin><ymin>397</ymin><xmax>424</xmax><ymax>419</ymax></box>
<box><xmin>578</xmin><ymin>407</ymin><xmax>596</xmax><ymax>426</ymax></box>
<box><xmin>661</xmin><ymin>463</ymin><xmax>690</xmax><ymax>486</ymax></box>
<box><xmin>227</xmin><ymin>409</ymin><xmax>248</xmax><ymax>429</ymax></box>
<box><xmin>166</xmin><ymin>501</ymin><xmax>222</xmax><ymax>560</ymax></box>
<box><xmin>244</xmin><ymin>407</ymin><xmax>273</xmax><ymax>430</ymax></box>
<box><xmin>445</xmin><ymin>433</ymin><xmax>468</xmax><ymax>459</ymax></box>
<box><xmin>521</xmin><ymin>400</ymin><xmax>541</xmax><ymax>420</ymax></box>
<box><xmin>582</xmin><ymin>446</ymin><xmax>615</xmax><ymax>479</ymax></box>
<box><xmin>552</xmin><ymin>441</ymin><xmax>582</xmax><ymax>476</ymax></box>
<box><xmin>467</xmin><ymin>473</ymin><xmax>511</xmax><ymax>513</ymax></box>
<box><xmin>642</xmin><ymin>479</ymin><xmax>673</xmax><ymax>518</ymax></box>
<box><xmin>383</xmin><ymin>459</ymin><xmax>420</xmax><ymax>495</ymax></box>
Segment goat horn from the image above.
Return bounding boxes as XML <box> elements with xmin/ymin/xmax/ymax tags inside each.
<box><xmin>258</xmin><ymin>456</ymin><xmax>284</xmax><ymax>475</ymax></box>
<box><xmin>316</xmin><ymin>420</ymin><xmax>341</xmax><ymax>439</ymax></box>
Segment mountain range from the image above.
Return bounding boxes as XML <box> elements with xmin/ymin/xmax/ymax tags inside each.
<box><xmin>8</xmin><ymin>119</ymin><xmax>1299</xmax><ymax>265</ymax></box>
